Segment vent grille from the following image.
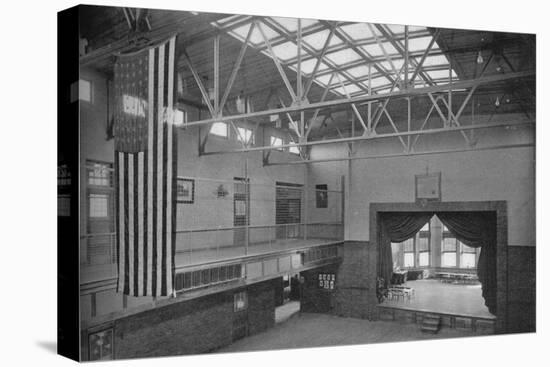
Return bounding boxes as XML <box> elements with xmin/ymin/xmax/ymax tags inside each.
<box><xmin>175</xmin><ymin>263</ymin><xmax>243</xmax><ymax>292</ymax></box>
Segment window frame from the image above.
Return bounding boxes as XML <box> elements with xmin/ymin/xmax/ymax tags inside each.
<box><xmin>270</xmin><ymin>135</ymin><xmax>284</xmax><ymax>151</ymax></box>
<box><xmin>441</xmin><ymin>227</ymin><xmax>458</xmax><ymax>267</ymax></box>
<box><xmin>236</xmin><ymin>126</ymin><xmax>255</xmax><ymax>145</ymax></box>
<box><xmin>417</xmin><ymin>222</ymin><xmax>431</xmax><ymax>267</ymax></box>
<box><xmin>209</xmin><ymin>121</ymin><xmax>229</xmax><ymax>138</ymax></box>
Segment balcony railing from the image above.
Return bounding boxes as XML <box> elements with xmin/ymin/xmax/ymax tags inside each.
<box><xmin>174</xmin><ymin>222</ymin><xmax>343</xmax><ymax>266</ymax></box>
<box><xmin>80</xmin><ymin>221</ymin><xmax>343</xmax><ymax>269</ymax></box>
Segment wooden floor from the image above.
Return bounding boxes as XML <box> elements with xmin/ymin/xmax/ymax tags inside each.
<box><xmin>382</xmin><ymin>279</ymin><xmax>494</xmax><ymax>319</ymax></box>
<box><xmin>217</xmin><ymin>312</ymin><xmax>485</xmax><ymax>354</ymax></box>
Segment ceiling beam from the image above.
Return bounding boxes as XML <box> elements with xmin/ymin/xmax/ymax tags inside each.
<box><xmin>179</xmin><ymin>70</ymin><xmax>534</xmax><ymax>128</ymax></box>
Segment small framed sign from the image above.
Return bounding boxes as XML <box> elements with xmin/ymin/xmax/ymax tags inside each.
<box><xmin>318</xmin><ymin>273</ymin><xmax>336</xmax><ymax>290</ymax></box>
<box><xmin>177</xmin><ymin>178</ymin><xmax>195</xmax><ymax>204</ymax></box>
<box><xmin>415</xmin><ymin>172</ymin><xmax>441</xmax><ymax>202</ymax></box>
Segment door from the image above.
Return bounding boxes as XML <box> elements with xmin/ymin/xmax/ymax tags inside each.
<box><xmin>275</xmin><ymin>182</ymin><xmax>303</xmax><ymax>240</ymax></box>
<box><xmin>86</xmin><ymin>161</ymin><xmax>115</xmax><ymax>265</ymax></box>
<box><xmin>233</xmin><ymin>177</ymin><xmax>250</xmax><ymax>250</ymax></box>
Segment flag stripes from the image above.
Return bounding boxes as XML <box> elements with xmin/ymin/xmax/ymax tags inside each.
<box><xmin>114</xmin><ymin>36</ymin><xmax>177</xmax><ymax>297</ymax></box>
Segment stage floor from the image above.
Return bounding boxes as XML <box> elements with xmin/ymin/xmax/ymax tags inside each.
<box><xmin>382</xmin><ymin>279</ymin><xmax>495</xmax><ymax>319</ymax></box>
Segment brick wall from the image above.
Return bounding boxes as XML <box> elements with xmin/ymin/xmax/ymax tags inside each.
<box><xmin>247</xmin><ymin>279</ymin><xmax>277</xmax><ymax>335</ymax></box>
<box><xmin>301</xmin><ymin>264</ymin><xmax>340</xmax><ymax>314</ymax></box>
<box><xmin>113</xmin><ymin>292</ymin><xmax>234</xmax><ymax>359</ymax></box>
<box><xmin>333</xmin><ymin>241</ymin><xmax>376</xmax><ymax>319</ymax></box>
<box><xmin>298</xmin><ymin>242</ymin><xmax>376</xmax><ymax>319</ymax></box>
<box><xmin>506</xmin><ymin>246</ymin><xmax>536</xmax><ymax>333</ymax></box>
<box><xmin>81</xmin><ymin>278</ymin><xmax>277</xmax><ymax>360</ymax></box>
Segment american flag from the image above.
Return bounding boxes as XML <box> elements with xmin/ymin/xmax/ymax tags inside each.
<box><xmin>113</xmin><ymin>36</ymin><xmax>177</xmax><ymax>297</ymax></box>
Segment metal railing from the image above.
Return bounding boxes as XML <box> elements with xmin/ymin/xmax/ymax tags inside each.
<box><xmin>80</xmin><ymin>222</ymin><xmax>343</xmax><ymax>268</ymax></box>
<box><xmin>174</xmin><ymin>222</ymin><xmax>343</xmax><ymax>266</ymax></box>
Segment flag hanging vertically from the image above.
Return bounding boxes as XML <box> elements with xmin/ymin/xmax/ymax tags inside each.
<box><xmin>113</xmin><ymin>36</ymin><xmax>177</xmax><ymax>297</ymax></box>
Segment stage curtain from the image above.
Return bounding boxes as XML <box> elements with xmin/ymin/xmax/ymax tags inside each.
<box><xmin>378</xmin><ymin>212</ymin><xmax>433</xmax><ymax>287</ymax></box>
<box><xmin>437</xmin><ymin>212</ymin><xmax>497</xmax><ymax>315</ymax></box>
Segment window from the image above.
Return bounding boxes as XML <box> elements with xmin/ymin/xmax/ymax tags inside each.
<box><xmin>210</xmin><ymin>122</ymin><xmax>228</xmax><ymax>137</ymax></box>
<box><xmin>403</xmin><ymin>238</ymin><xmax>415</xmax><ymax>268</ymax></box>
<box><xmin>237</xmin><ymin>126</ymin><xmax>254</xmax><ymax>145</ymax></box>
<box><xmin>289</xmin><ymin>143</ymin><xmax>300</xmax><ymax>155</ymax></box>
<box><xmin>442</xmin><ymin>227</ymin><xmax>458</xmax><ymax>267</ymax></box>
<box><xmin>271</xmin><ymin>136</ymin><xmax>283</xmax><ymax>150</ymax></box>
<box><xmin>58</xmin><ymin>195</ymin><xmax>71</xmax><ymax>217</ymax></box>
<box><xmin>417</xmin><ymin>223</ymin><xmax>430</xmax><ymax>267</ymax></box>
<box><xmin>87</xmin><ymin>161</ymin><xmax>112</xmax><ymax>186</ymax></box>
<box><xmin>174</xmin><ymin>109</ymin><xmax>187</xmax><ymax>126</ymax></box>
<box><xmin>460</xmin><ymin>243</ymin><xmax>477</xmax><ymax>268</ymax></box>
<box><xmin>397</xmin><ymin>221</ymin><xmax>430</xmax><ymax>268</ymax></box>
<box><xmin>122</xmin><ymin>95</ymin><xmax>147</xmax><ymax>117</ymax></box>
<box><xmin>89</xmin><ymin>194</ymin><xmax>109</xmax><ymax>218</ymax></box>
<box><xmin>71</xmin><ymin>79</ymin><xmax>92</xmax><ymax>103</ymax></box>
<box><xmin>234</xmin><ymin>291</ymin><xmax>248</xmax><ymax>312</ymax></box>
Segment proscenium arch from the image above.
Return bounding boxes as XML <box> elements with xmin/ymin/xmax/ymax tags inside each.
<box><xmin>368</xmin><ymin>201</ymin><xmax>507</xmax><ymax>333</ymax></box>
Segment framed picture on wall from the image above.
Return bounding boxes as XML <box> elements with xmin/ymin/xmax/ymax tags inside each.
<box><xmin>315</xmin><ymin>184</ymin><xmax>328</xmax><ymax>208</ymax></box>
<box><xmin>177</xmin><ymin>178</ymin><xmax>195</xmax><ymax>204</ymax></box>
<box><xmin>415</xmin><ymin>172</ymin><xmax>441</xmax><ymax>202</ymax></box>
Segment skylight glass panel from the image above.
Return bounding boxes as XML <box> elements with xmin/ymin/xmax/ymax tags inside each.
<box><xmin>339</xmin><ymin>23</ymin><xmax>380</xmax><ymax>41</ymax></box>
<box><xmin>369</xmin><ymin>76</ymin><xmax>390</xmax><ymax>88</ymax></box>
<box><xmin>361</xmin><ymin>42</ymin><xmax>399</xmax><ymax>57</ymax></box>
<box><xmin>421</xmin><ymin>54</ymin><xmax>449</xmax><ymax>67</ymax></box>
<box><xmin>271</xmin><ymin>17</ymin><xmax>318</xmax><ymax>32</ymax></box>
<box><xmin>325</xmin><ymin>49</ymin><xmax>362</xmax><ymax>65</ymax></box>
<box><xmin>315</xmin><ymin>73</ymin><xmax>337</xmax><ymax>86</ymax></box>
<box><xmin>385</xmin><ymin>24</ymin><xmax>427</xmax><ymax>35</ymax></box>
<box><xmin>346</xmin><ymin>65</ymin><xmax>370</xmax><ymax>78</ymax></box>
<box><xmin>230</xmin><ymin>23</ymin><xmax>280</xmax><ymax>46</ymax></box>
<box><xmin>332</xmin><ymin>83</ymin><xmax>364</xmax><ymax>96</ymax></box>
<box><xmin>407</xmin><ymin>26</ymin><xmax>427</xmax><ymax>33</ymax></box>
<box><xmin>378</xmin><ymin>58</ymin><xmax>405</xmax><ymax>72</ymax></box>
<box><xmin>215</xmin><ymin>15</ymin><xmax>249</xmax><ymax>27</ymax></box>
<box><xmin>386</xmin><ymin>24</ymin><xmax>405</xmax><ymax>35</ymax></box>
<box><xmin>426</xmin><ymin>69</ymin><xmax>458</xmax><ymax>80</ymax></box>
<box><xmin>264</xmin><ymin>41</ymin><xmax>307</xmax><ymax>61</ymax></box>
<box><xmin>289</xmin><ymin>58</ymin><xmax>329</xmax><ymax>75</ymax></box>
<box><xmin>302</xmin><ymin>29</ymin><xmax>343</xmax><ymax>51</ymax></box>
<box><xmin>407</xmin><ymin>36</ymin><xmax>435</xmax><ymax>52</ymax></box>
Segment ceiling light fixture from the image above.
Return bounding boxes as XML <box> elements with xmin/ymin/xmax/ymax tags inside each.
<box><xmin>477</xmin><ymin>51</ymin><xmax>484</xmax><ymax>64</ymax></box>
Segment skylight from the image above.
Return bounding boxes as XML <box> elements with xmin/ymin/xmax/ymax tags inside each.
<box><xmin>407</xmin><ymin>36</ymin><xmax>435</xmax><ymax>52</ymax></box>
<box><xmin>340</xmin><ymin>23</ymin><xmax>381</xmax><ymax>41</ymax></box>
<box><xmin>261</xmin><ymin>41</ymin><xmax>307</xmax><ymax>61</ymax></box>
<box><xmin>332</xmin><ymin>83</ymin><xmax>364</xmax><ymax>96</ymax></box>
<box><xmin>426</xmin><ymin>69</ymin><xmax>458</xmax><ymax>80</ymax></box>
<box><xmin>302</xmin><ymin>29</ymin><xmax>343</xmax><ymax>51</ymax></box>
<box><xmin>325</xmin><ymin>49</ymin><xmax>362</xmax><ymax>65</ymax></box>
<box><xmin>289</xmin><ymin>58</ymin><xmax>329</xmax><ymax>75</ymax></box>
<box><xmin>211</xmin><ymin>16</ymin><xmax>460</xmax><ymax>100</ymax></box>
<box><xmin>229</xmin><ymin>23</ymin><xmax>279</xmax><ymax>46</ymax></box>
<box><xmin>361</xmin><ymin>42</ymin><xmax>399</xmax><ymax>58</ymax></box>
<box><xmin>271</xmin><ymin>17</ymin><xmax>318</xmax><ymax>32</ymax></box>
